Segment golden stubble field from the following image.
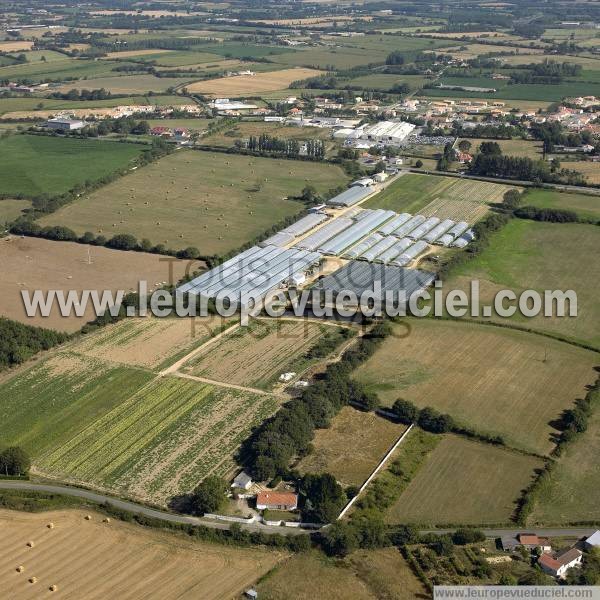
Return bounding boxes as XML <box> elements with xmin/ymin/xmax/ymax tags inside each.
<box><xmin>0</xmin><ymin>236</ymin><xmax>194</xmax><ymax>332</ymax></box>
<box><xmin>0</xmin><ymin>509</ymin><xmax>283</xmax><ymax>600</ymax></box>
<box><xmin>186</xmin><ymin>67</ymin><xmax>322</xmax><ymax>96</ymax></box>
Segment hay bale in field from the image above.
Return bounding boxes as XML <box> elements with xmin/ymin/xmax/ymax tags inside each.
<box><xmin>103</xmin><ymin>518</ymin><xmax>111</xmax><ymax>523</ymax></box>
<box><xmin>49</xmin><ymin>584</ymin><xmax>58</xmax><ymax>592</ymax></box>
<box><xmin>16</xmin><ymin>565</ymin><xmax>24</xmax><ymax>573</ymax></box>
<box><xmin>28</xmin><ymin>577</ymin><xmax>37</xmax><ymax>584</ymax></box>
<box><xmin>47</xmin><ymin>523</ymin><xmax>54</xmax><ymax>529</ymax></box>
<box><xmin>26</xmin><ymin>541</ymin><xmax>34</xmax><ymax>548</ymax></box>
<box><xmin>84</xmin><ymin>515</ymin><xmax>92</xmax><ymax>521</ymax></box>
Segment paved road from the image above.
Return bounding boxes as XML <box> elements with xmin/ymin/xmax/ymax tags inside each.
<box><xmin>0</xmin><ymin>481</ymin><xmax>305</xmax><ymax>535</ymax></box>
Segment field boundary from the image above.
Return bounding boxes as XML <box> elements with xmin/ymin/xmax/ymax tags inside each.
<box><xmin>338</xmin><ymin>423</ymin><xmax>414</xmax><ymax>520</ymax></box>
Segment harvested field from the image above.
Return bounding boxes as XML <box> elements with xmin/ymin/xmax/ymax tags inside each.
<box><xmin>386</xmin><ymin>435</ymin><xmax>544</xmax><ymax>525</ymax></box>
<box><xmin>40</xmin><ymin>150</ymin><xmax>348</xmax><ymax>255</ymax></box>
<box><xmin>364</xmin><ymin>173</ymin><xmax>517</xmax><ymax>222</ymax></box>
<box><xmin>257</xmin><ymin>551</ymin><xmax>377</xmax><ymax>600</ymax></box>
<box><xmin>72</xmin><ymin>316</ymin><xmax>231</xmax><ymax>370</ymax></box>
<box><xmin>560</xmin><ymin>160</ymin><xmax>600</xmax><ymax>184</ymax></box>
<box><xmin>182</xmin><ymin>319</ymin><xmax>350</xmax><ymax>390</ymax></box>
<box><xmin>353</xmin><ymin>319</ymin><xmax>598</xmax><ymax>455</ymax></box>
<box><xmin>458</xmin><ymin>138</ymin><xmax>543</xmax><ymax>159</ymax></box>
<box><xmin>0</xmin><ymin>236</ymin><xmax>191</xmax><ymax>332</ymax></box>
<box><xmin>0</xmin><ymin>508</ymin><xmax>282</xmax><ymax>600</ymax></box>
<box><xmin>447</xmin><ymin>219</ymin><xmax>600</xmax><ymax>348</ymax></box>
<box><xmin>297</xmin><ymin>407</ymin><xmax>406</xmax><ymax>487</ymax></box>
<box><xmin>531</xmin><ymin>396</ymin><xmax>600</xmax><ymax>525</ymax></box>
<box><xmin>0</xmin><ymin>135</ymin><xmax>145</xmax><ymax>197</ymax></box>
<box><xmin>0</xmin><ymin>199</ymin><xmax>30</xmax><ymax>224</ymax></box>
<box><xmin>438</xmin><ymin>44</ymin><xmax>544</xmax><ymax>59</ymax></box>
<box><xmin>54</xmin><ymin>75</ymin><xmax>195</xmax><ymax>95</ymax></box>
<box><xmin>38</xmin><ymin>377</ymin><xmax>278</xmax><ymax>504</ymax></box>
<box><xmin>0</xmin><ymin>40</ymin><xmax>34</xmax><ymax>52</ymax></box>
<box><xmin>186</xmin><ymin>68</ymin><xmax>322</xmax><ymax>96</ymax></box>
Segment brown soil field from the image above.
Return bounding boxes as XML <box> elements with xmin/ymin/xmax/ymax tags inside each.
<box><xmin>0</xmin><ymin>236</ymin><xmax>195</xmax><ymax>332</ymax></box>
<box><xmin>0</xmin><ymin>508</ymin><xmax>283</xmax><ymax>600</ymax></box>
<box><xmin>353</xmin><ymin>319</ymin><xmax>598</xmax><ymax>455</ymax></box>
<box><xmin>182</xmin><ymin>319</ymin><xmax>339</xmax><ymax>390</ymax></box>
<box><xmin>0</xmin><ymin>40</ymin><xmax>34</xmax><ymax>52</ymax></box>
<box><xmin>72</xmin><ymin>316</ymin><xmax>231</xmax><ymax>370</ymax></box>
<box><xmin>186</xmin><ymin>68</ymin><xmax>322</xmax><ymax>97</ymax></box>
<box><xmin>385</xmin><ymin>435</ymin><xmax>544</xmax><ymax>525</ymax></box>
<box><xmin>297</xmin><ymin>407</ymin><xmax>406</xmax><ymax>487</ymax></box>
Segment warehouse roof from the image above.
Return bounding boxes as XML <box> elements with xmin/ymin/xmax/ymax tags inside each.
<box><xmin>327</xmin><ymin>185</ymin><xmax>374</xmax><ymax>206</ymax></box>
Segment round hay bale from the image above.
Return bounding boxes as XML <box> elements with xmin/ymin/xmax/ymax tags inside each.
<box><xmin>103</xmin><ymin>518</ymin><xmax>111</xmax><ymax>524</ymax></box>
<box><xmin>47</xmin><ymin>523</ymin><xmax>54</xmax><ymax>529</ymax></box>
<box><xmin>16</xmin><ymin>565</ymin><xmax>24</xmax><ymax>573</ymax></box>
<box><xmin>49</xmin><ymin>584</ymin><xmax>58</xmax><ymax>592</ymax></box>
<box><xmin>28</xmin><ymin>577</ymin><xmax>37</xmax><ymax>584</ymax></box>
<box><xmin>84</xmin><ymin>515</ymin><xmax>92</xmax><ymax>521</ymax></box>
<box><xmin>26</xmin><ymin>541</ymin><xmax>34</xmax><ymax>548</ymax></box>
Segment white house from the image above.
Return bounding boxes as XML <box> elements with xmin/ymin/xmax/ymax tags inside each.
<box><xmin>585</xmin><ymin>530</ymin><xmax>600</xmax><ymax>550</ymax></box>
<box><xmin>539</xmin><ymin>548</ymin><xmax>583</xmax><ymax>578</ymax></box>
<box><xmin>232</xmin><ymin>471</ymin><xmax>252</xmax><ymax>490</ymax></box>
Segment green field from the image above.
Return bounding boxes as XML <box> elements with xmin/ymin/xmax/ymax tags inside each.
<box><xmin>0</xmin><ymin>95</ymin><xmax>190</xmax><ymax>116</ymax></box>
<box><xmin>522</xmin><ymin>188</ymin><xmax>600</xmax><ymax>220</ymax></box>
<box><xmin>353</xmin><ymin>319</ymin><xmax>598</xmax><ymax>455</ymax></box>
<box><xmin>386</xmin><ymin>435</ymin><xmax>544</xmax><ymax>525</ymax></box>
<box><xmin>40</xmin><ymin>149</ymin><xmax>348</xmax><ymax>254</ymax></box>
<box><xmin>0</xmin><ymin>135</ymin><xmax>145</xmax><ymax>197</ymax></box>
<box><xmin>531</xmin><ymin>395</ymin><xmax>600</xmax><ymax>525</ymax></box>
<box><xmin>344</xmin><ymin>73</ymin><xmax>427</xmax><ymax>91</ymax></box>
<box><xmin>54</xmin><ymin>74</ymin><xmax>197</xmax><ymax>95</ymax></box>
<box><xmin>363</xmin><ymin>173</ymin><xmax>513</xmax><ymax>222</ymax></box>
<box><xmin>447</xmin><ymin>219</ymin><xmax>600</xmax><ymax>347</ymax></box>
<box><xmin>0</xmin><ymin>198</ymin><xmax>30</xmax><ymax>223</ymax></box>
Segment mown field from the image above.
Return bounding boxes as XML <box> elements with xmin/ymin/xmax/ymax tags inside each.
<box><xmin>54</xmin><ymin>74</ymin><xmax>196</xmax><ymax>95</ymax></box>
<box><xmin>0</xmin><ymin>135</ymin><xmax>145</xmax><ymax>197</ymax></box>
<box><xmin>297</xmin><ymin>407</ymin><xmax>406</xmax><ymax>487</ymax></box>
<box><xmin>446</xmin><ymin>219</ymin><xmax>600</xmax><ymax>348</ymax></box>
<box><xmin>186</xmin><ymin>67</ymin><xmax>322</xmax><ymax>96</ymax></box>
<box><xmin>1</xmin><ymin>508</ymin><xmax>283</xmax><ymax>600</ymax></box>
<box><xmin>363</xmin><ymin>173</ymin><xmax>515</xmax><ymax>222</ymax></box>
<box><xmin>386</xmin><ymin>434</ymin><xmax>544</xmax><ymax>526</ymax></box>
<box><xmin>0</xmin><ymin>198</ymin><xmax>30</xmax><ymax>224</ymax></box>
<box><xmin>182</xmin><ymin>319</ymin><xmax>350</xmax><ymax>390</ymax></box>
<box><xmin>0</xmin><ymin>236</ymin><xmax>190</xmax><ymax>332</ymax></box>
<box><xmin>39</xmin><ymin>149</ymin><xmax>348</xmax><ymax>255</ymax></box>
<box><xmin>560</xmin><ymin>160</ymin><xmax>600</xmax><ymax>185</ymax></box>
<box><xmin>458</xmin><ymin>138</ymin><xmax>543</xmax><ymax>159</ymax></box>
<box><xmin>521</xmin><ymin>188</ymin><xmax>600</xmax><ymax>220</ymax></box>
<box><xmin>353</xmin><ymin>319</ymin><xmax>598</xmax><ymax>455</ymax></box>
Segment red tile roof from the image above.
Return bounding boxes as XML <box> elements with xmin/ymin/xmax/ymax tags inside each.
<box><xmin>257</xmin><ymin>491</ymin><xmax>297</xmax><ymax>507</ymax></box>
<box><xmin>539</xmin><ymin>553</ymin><xmax>562</xmax><ymax>572</ymax></box>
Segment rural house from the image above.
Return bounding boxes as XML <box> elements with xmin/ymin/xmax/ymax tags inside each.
<box><xmin>256</xmin><ymin>491</ymin><xmax>298</xmax><ymax>511</ymax></box>
<box><xmin>538</xmin><ymin>548</ymin><xmax>583</xmax><ymax>578</ymax></box>
<box><xmin>518</xmin><ymin>534</ymin><xmax>552</xmax><ymax>552</ymax></box>
<box><xmin>585</xmin><ymin>531</ymin><xmax>600</xmax><ymax>550</ymax></box>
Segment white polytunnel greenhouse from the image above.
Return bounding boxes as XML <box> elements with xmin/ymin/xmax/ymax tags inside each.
<box><xmin>406</xmin><ymin>216</ymin><xmax>441</xmax><ymax>240</ymax></box>
<box><xmin>374</xmin><ymin>237</ymin><xmax>415</xmax><ymax>264</ymax></box>
<box><xmin>343</xmin><ymin>233</ymin><xmax>384</xmax><ymax>259</ymax></box>
<box><xmin>390</xmin><ymin>240</ymin><xmax>429</xmax><ymax>267</ymax></box>
<box><xmin>294</xmin><ymin>217</ymin><xmax>353</xmax><ymax>251</ymax></box>
<box><xmin>377</xmin><ymin>212</ymin><xmax>412</xmax><ymax>235</ymax></box>
<box><xmin>359</xmin><ymin>235</ymin><xmax>399</xmax><ymax>262</ymax></box>
<box><xmin>392</xmin><ymin>214</ymin><xmax>426</xmax><ymax>238</ymax></box>
<box><xmin>422</xmin><ymin>218</ymin><xmax>455</xmax><ymax>243</ymax></box>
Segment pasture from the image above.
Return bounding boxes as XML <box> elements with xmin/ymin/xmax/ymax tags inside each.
<box><xmin>297</xmin><ymin>407</ymin><xmax>406</xmax><ymax>487</ymax></box>
<box><xmin>458</xmin><ymin>138</ymin><xmax>543</xmax><ymax>159</ymax></box>
<box><xmin>39</xmin><ymin>150</ymin><xmax>348</xmax><ymax>255</ymax></box>
<box><xmin>182</xmin><ymin>319</ymin><xmax>349</xmax><ymax>390</ymax></box>
<box><xmin>186</xmin><ymin>68</ymin><xmax>322</xmax><ymax>96</ymax></box>
<box><xmin>386</xmin><ymin>435</ymin><xmax>544</xmax><ymax>526</ymax></box>
<box><xmin>0</xmin><ymin>135</ymin><xmax>145</xmax><ymax>197</ymax></box>
<box><xmin>0</xmin><ymin>509</ymin><xmax>282</xmax><ymax>600</ymax></box>
<box><xmin>363</xmin><ymin>173</ymin><xmax>515</xmax><ymax>222</ymax></box>
<box><xmin>447</xmin><ymin>219</ymin><xmax>600</xmax><ymax>348</ymax></box>
<box><xmin>531</xmin><ymin>396</ymin><xmax>600</xmax><ymax>525</ymax></box>
<box><xmin>353</xmin><ymin>319</ymin><xmax>598</xmax><ymax>455</ymax></box>
<box><xmin>0</xmin><ymin>57</ymin><xmax>126</xmax><ymax>83</ymax></box>
<box><xmin>521</xmin><ymin>188</ymin><xmax>600</xmax><ymax>220</ymax></box>
<box><xmin>0</xmin><ymin>199</ymin><xmax>30</xmax><ymax>224</ymax></box>
<box><xmin>0</xmin><ymin>236</ymin><xmax>190</xmax><ymax>332</ymax></box>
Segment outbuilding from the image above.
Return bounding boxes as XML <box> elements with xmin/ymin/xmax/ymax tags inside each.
<box><xmin>46</xmin><ymin>118</ymin><xmax>85</xmax><ymax>131</ymax></box>
<box><xmin>585</xmin><ymin>530</ymin><xmax>600</xmax><ymax>550</ymax></box>
<box><xmin>232</xmin><ymin>471</ymin><xmax>252</xmax><ymax>491</ymax></box>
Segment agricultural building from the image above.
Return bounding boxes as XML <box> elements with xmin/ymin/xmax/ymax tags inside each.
<box><xmin>352</xmin><ymin>120</ymin><xmax>415</xmax><ymax>146</ymax></box>
<box><xmin>539</xmin><ymin>548</ymin><xmax>583</xmax><ymax>579</ymax></box>
<box><xmin>45</xmin><ymin>118</ymin><xmax>85</xmax><ymax>131</ymax></box>
<box><xmin>295</xmin><ymin>218</ymin><xmax>353</xmax><ymax>251</ymax></box>
<box><xmin>256</xmin><ymin>491</ymin><xmax>298</xmax><ymax>511</ymax></box>
<box><xmin>327</xmin><ymin>186</ymin><xmax>375</xmax><ymax>207</ymax></box>
<box><xmin>232</xmin><ymin>471</ymin><xmax>253</xmax><ymax>490</ymax></box>
<box><xmin>391</xmin><ymin>240</ymin><xmax>429</xmax><ymax>267</ymax></box>
<box><xmin>314</xmin><ymin>262</ymin><xmax>435</xmax><ymax>307</ymax></box>
<box><xmin>178</xmin><ymin>245</ymin><xmax>322</xmax><ymax>312</ymax></box>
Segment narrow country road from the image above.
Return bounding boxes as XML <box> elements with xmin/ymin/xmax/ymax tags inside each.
<box><xmin>0</xmin><ymin>481</ymin><xmax>305</xmax><ymax>535</ymax></box>
<box><xmin>1</xmin><ymin>482</ymin><xmax>595</xmax><ymax>540</ymax></box>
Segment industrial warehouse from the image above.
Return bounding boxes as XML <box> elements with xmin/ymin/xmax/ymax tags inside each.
<box><xmin>177</xmin><ymin>173</ymin><xmax>476</xmax><ymax>317</ymax></box>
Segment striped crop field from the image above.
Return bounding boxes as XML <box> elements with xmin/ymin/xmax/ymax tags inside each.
<box><xmin>37</xmin><ymin>377</ymin><xmax>278</xmax><ymax>504</ymax></box>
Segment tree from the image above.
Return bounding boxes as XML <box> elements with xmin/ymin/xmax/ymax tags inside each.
<box><xmin>392</xmin><ymin>399</ymin><xmax>419</xmax><ymax>424</ymax></box>
<box><xmin>458</xmin><ymin>139</ymin><xmax>472</xmax><ymax>153</ymax></box>
<box><xmin>301</xmin><ymin>473</ymin><xmax>345</xmax><ymax>524</ymax></box>
<box><xmin>479</xmin><ymin>141</ymin><xmax>502</xmax><ymax>156</ymax></box>
<box><xmin>0</xmin><ymin>447</ymin><xmax>31</xmax><ymax>476</ymax></box>
<box><xmin>301</xmin><ymin>184</ymin><xmax>318</xmax><ymax>204</ymax></box>
<box><xmin>415</xmin><ymin>159</ymin><xmax>423</xmax><ymax>168</ymax></box>
<box><xmin>502</xmin><ymin>189</ymin><xmax>522</xmax><ymax>210</ymax></box>
<box><xmin>498</xmin><ymin>573</ymin><xmax>517</xmax><ymax>586</ymax></box>
<box><xmin>107</xmin><ymin>233</ymin><xmax>138</xmax><ymax>251</ymax></box>
<box><xmin>320</xmin><ymin>522</ymin><xmax>358</xmax><ymax>557</ymax></box>
<box><xmin>452</xmin><ymin>528</ymin><xmax>485</xmax><ymax>545</ymax></box>
<box><xmin>189</xmin><ymin>476</ymin><xmax>227</xmax><ymax>515</ymax></box>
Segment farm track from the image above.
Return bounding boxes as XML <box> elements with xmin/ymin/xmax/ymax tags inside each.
<box><xmin>169</xmin><ymin>371</ymin><xmax>275</xmax><ymax>397</ymax></box>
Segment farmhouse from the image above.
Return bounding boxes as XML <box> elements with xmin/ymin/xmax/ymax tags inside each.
<box><xmin>256</xmin><ymin>491</ymin><xmax>298</xmax><ymax>511</ymax></box>
<box><xmin>538</xmin><ymin>548</ymin><xmax>583</xmax><ymax>579</ymax></box>
<box><xmin>501</xmin><ymin>533</ymin><xmax>552</xmax><ymax>553</ymax></box>
<box><xmin>45</xmin><ymin>118</ymin><xmax>85</xmax><ymax>131</ymax></box>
